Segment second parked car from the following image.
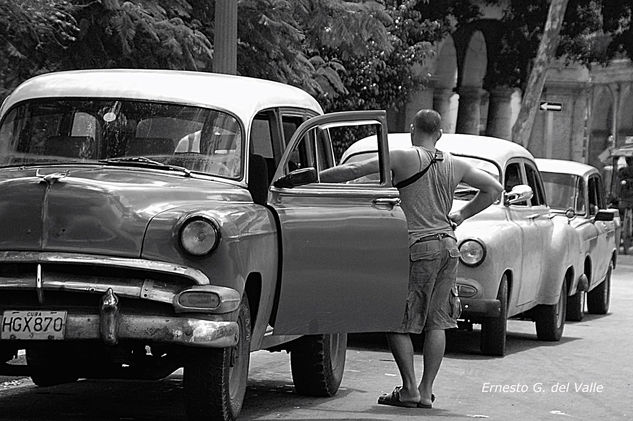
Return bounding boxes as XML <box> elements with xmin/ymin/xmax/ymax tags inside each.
<box><xmin>341</xmin><ymin>133</ymin><xmax>582</xmax><ymax>356</ymax></box>
<box><xmin>536</xmin><ymin>158</ymin><xmax>618</xmax><ymax>321</ymax></box>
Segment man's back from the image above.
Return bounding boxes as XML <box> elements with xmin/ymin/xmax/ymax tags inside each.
<box><xmin>396</xmin><ymin>147</ymin><xmax>458</xmax><ymax>245</ymax></box>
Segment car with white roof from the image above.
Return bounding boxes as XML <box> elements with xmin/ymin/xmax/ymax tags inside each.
<box><xmin>536</xmin><ymin>158</ymin><xmax>617</xmax><ymax>321</ymax></box>
<box><xmin>342</xmin><ymin>133</ymin><xmax>582</xmax><ymax>356</ymax></box>
<box><xmin>0</xmin><ymin>69</ymin><xmax>411</xmax><ymax>420</ymax></box>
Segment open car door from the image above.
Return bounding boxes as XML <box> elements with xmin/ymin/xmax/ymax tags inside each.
<box><xmin>269</xmin><ymin>110</ymin><xmax>410</xmax><ymax>335</ymax></box>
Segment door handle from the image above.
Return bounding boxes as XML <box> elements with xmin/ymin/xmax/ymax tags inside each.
<box><xmin>373</xmin><ymin>198</ymin><xmax>401</xmax><ymax>208</ymax></box>
<box><xmin>527</xmin><ymin>213</ymin><xmax>542</xmax><ymax>220</ymax></box>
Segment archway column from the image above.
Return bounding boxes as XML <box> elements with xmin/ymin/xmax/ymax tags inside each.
<box><xmin>456</xmin><ymin>86</ymin><xmax>487</xmax><ymax>134</ymax></box>
<box><xmin>486</xmin><ymin>87</ymin><xmax>515</xmax><ymax>140</ymax></box>
<box><xmin>433</xmin><ymin>88</ymin><xmax>454</xmax><ymax>132</ymax></box>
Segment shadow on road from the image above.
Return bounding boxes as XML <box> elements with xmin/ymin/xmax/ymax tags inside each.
<box><xmin>348</xmin><ymin>326</ymin><xmax>582</xmax><ymax>360</ymax></box>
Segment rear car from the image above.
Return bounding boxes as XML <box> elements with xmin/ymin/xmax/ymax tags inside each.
<box><xmin>536</xmin><ymin>158</ymin><xmax>618</xmax><ymax>321</ymax></box>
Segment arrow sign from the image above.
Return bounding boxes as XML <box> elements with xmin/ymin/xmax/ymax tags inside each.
<box><xmin>540</xmin><ymin>101</ymin><xmax>562</xmax><ymax>111</ymax></box>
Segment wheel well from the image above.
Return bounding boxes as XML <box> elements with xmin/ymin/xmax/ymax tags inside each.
<box><xmin>612</xmin><ymin>251</ymin><xmax>618</xmax><ymax>269</ymax></box>
<box><xmin>244</xmin><ymin>273</ymin><xmax>262</xmax><ymax>330</ymax></box>
<box><xmin>566</xmin><ymin>267</ymin><xmax>574</xmax><ymax>291</ymax></box>
<box><xmin>584</xmin><ymin>257</ymin><xmax>592</xmax><ymax>283</ymax></box>
<box><xmin>503</xmin><ymin>270</ymin><xmax>513</xmax><ymax>300</ymax></box>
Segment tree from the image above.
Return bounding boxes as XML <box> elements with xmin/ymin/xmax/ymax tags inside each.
<box><xmin>511</xmin><ymin>0</ymin><xmax>569</xmax><ymax>147</ymax></box>
<box><xmin>0</xmin><ymin>0</ymin><xmax>78</xmax><ymax>97</ymax></box>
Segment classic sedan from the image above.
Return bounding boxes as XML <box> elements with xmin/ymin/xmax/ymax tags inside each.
<box><xmin>0</xmin><ymin>70</ymin><xmax>410</xmax><ymax>421</ymax></box>
<box><xmin>341</xmin><ymin>133</ymin><xmax>582</xmax><ymax>356</ymax></box>
<box><xmin>536</xmin><ymin>159</ymin><xmax>618</xmax><ymax>321</ymax></box>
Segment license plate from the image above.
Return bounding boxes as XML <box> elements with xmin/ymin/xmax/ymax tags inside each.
<box><xmin>1</xmin><ymin>310</ymin><xmax>67</xmax><ymax>340</ymax></box>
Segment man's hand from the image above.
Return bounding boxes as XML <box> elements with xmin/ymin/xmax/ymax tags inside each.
<box><xmin>448</xmin><ymin>211</ymin><xmax>464</xmax><ymax>228</ymax></box>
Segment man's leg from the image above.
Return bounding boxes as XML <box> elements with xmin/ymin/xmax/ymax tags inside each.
<box><xmin>386</xmin><ymin>332</ymin><xmax>421</xmax><ymax>402</ymax></box>
<box><xmin>418</xmin><ymin>329</ymin><xmax>445</xmax><ymax>405</ymax></box>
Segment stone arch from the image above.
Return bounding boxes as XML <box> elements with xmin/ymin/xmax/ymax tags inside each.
<box><xmin>588</xmin><ymin>86</ymin><xmax>614</xmax><ymax>169</ymax></box>
<box><xmin>455</xmin><ymin>29</ymin><xmax>487</xmax><ymax>134</ymax></box>
<box><xmin>618</xmin><ymin>84</ymin><xmax>633</xmax><ymax>142</ymax></box>
<box><xmin>431</xmin><ymin>36</ymin><xmax>458</xmax><ymax>133</ymax></box>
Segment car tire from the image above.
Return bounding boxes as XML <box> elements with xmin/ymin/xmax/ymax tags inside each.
<box><xmin>184</xmin><ymin>296</ymin><xmax>251</xmax><ymax>421</ymax></box>
<box><xmin>587</xmin><ymin>262</ymin><xmax>612</xmax><ymax>314</ymax></box>
<box><xmin>566</xmin><ymin>290</ymin><xmax>584</xmax><ymax>322</ymax></box>
<box><xmin>535</xmin><ymin>278</ymin><xmax>567</xmax><ymax>341</ymax></box>
<box><xmin>290</xmin><ymin>333</ymin><xmax>347</xmax><ymax>396</ymax></box>
<box><xmin>26</xmin><ymin>346</ymin><xmax>79</xmax><ymax>387</ymax></box>
<box><xmin>480</xmin><ymin>275</ymin><xmax>508</xmax><ymax>357</ymax></box>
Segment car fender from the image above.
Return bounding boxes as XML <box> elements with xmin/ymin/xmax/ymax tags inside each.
<box><xmin>539</xmin><ymin>217</ymin><xmax>580</xmax><ymax>305</ymax></box>
<box><xmin>455</xmin><ymin>209</ymin><xmax>520</xmax><ymax>306</ymax></box>
<box><xmin>142</xmin><ymin>202</ymin><xmax>278</xmax><ymax>347</ymax></box>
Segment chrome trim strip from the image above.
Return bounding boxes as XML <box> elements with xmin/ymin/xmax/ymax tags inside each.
<box><xmin>0</xmin><ymin>251</ymin><xmax>210</xmax><ymax>285</ymax></box>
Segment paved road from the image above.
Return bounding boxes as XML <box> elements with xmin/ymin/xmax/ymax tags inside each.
<box><xmin>2</xmin><ymin>256</ymin><xmax>633</xmax><ymax>420</ymax></box>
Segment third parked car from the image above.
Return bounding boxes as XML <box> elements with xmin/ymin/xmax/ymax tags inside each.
<box><xmin>536</xmin><ymin>158</ymin><xmax>618</xmax><ymax>321</ymax></box>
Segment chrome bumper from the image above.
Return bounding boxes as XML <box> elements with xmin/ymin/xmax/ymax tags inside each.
<box><xmin>1</xmin><ymin>312</ymin><xmax>239</xmax><ymax>348</ymax></box>
<box><xmin>68</xmin><ymin>313</ymin><xmax>239</xmax><ymax>347</ymax></box>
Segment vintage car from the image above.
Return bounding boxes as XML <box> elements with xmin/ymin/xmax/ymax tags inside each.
<box><xmin>341</xmin><ymin>133</ymin><xmax>582</xmax><ymax>356</ymax></box>
<box><xmin>536</xmin><ymin>158</ymin><xmax>618</xmax><ymax>321</ymax></box>
<box><xmin>0</xmin><ymin>70</ymin><xmax>412</xmax><ymax>421</ymax></box>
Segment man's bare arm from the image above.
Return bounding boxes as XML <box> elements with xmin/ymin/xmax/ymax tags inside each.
<box><xmin>319</xmin><ymin>158</ymin><xmax>380</xmax><ymax>183</ymax></box>
<box><xmin>449</xmin><ymin>159</ymin><xmax>503</xmax><ymax>226</ymax></box>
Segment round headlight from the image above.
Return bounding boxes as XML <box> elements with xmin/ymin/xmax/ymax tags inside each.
<box><xmin>180</xmin><ymin>218</ymin><xmax>219</xmax><ymax>256</ymax></box>
<box><xmin>459</xmin><ymin>239</ymin><xmax>486</xmax><ymax>267</ymax></box>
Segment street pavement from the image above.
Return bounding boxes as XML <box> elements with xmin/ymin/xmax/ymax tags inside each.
<box><xmin>1</xmin><ymin>256</ymin><xmax>633</xmax><ymax>420</ymax></box>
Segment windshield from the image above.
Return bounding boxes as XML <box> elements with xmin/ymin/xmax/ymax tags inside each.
<box><xmin>541</xmin><ymin>172</ymin><xmax>585</xmax><ymax>213</ymax></box>
<box><xmin>0</xmin><ymin>99</ymin><xmax>243</xmax><ymax>179</ymax></box>
<box><xmin>453</xmin><ymin>156</ymin><xmax>500</xmax><ymax>200</ymax></box>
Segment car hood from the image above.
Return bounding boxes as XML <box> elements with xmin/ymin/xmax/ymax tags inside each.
<box><xmin>0</xmin><ymin>166</ymin><xmax>249</xmax><ymax>257</ymax></box>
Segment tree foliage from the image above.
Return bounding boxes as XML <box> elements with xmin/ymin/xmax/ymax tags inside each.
<box><xmin>0</xmin><ymin>0</ymin><xmax>78</xmax><ymax>97</ymax></box>
<box><xmin>483</xmin><ymin>0</ymin><xmax>632</xmax><ymax>89</ymax></box>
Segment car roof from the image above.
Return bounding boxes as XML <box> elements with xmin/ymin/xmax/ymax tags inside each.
<box><xmin>535</xmin><ymin>158</ymin><xmax>599</xmax><ymax>178</ymax></box>
<box><xmin>0</xmin><ymin>69</ymin><xmax>324</xmax><ymax>123</ymax></box>
<box><xmin>343</xmin><ymin>132</ymin><xmax>535</xmax><ymax>167</ymax></box>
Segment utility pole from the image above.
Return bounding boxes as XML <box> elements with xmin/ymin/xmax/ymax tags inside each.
<box><xmin>511</xmin><ymin>0</ymin><xmax>569</xmax><ymax>148</ymax></box>
<box><xmin>213</xmin><ymin>0</ymin><xmax>237</xmax><ymax>75</ymax></box>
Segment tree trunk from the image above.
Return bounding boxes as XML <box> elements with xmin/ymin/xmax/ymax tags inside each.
<box><xmin>214</xmin><ymin>0</ymin><xmax>237</xmax><ymax>75</ymax></box>
<box><xmin>511</xmin><ymin>0</ymin><xmax>569</xmax><ymax>148</ymax></box>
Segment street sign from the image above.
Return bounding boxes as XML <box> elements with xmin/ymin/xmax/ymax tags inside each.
<box><xmin>539</xmin><ymin>101</ymin><xmax>563</xmax><ymax>111</ymax></box>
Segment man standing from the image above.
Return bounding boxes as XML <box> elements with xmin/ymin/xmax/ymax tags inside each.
<box><xmin>320</xmin><ymin>109</ymin><xmax>502</xmax><ymax>408</ymax></box>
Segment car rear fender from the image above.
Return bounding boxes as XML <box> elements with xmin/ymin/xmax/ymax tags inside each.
<box><xmin>539</xmin><ymin>222</ymin><xmax>579</xmax><ymax>305</ymax></box>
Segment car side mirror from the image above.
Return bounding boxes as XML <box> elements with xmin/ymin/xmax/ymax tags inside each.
<box><xmin>273</xmin><ymin>167</ymin><xmax>317</xmax><ymax>188</ymax></box>
<box><xmin>595</xmin><ymin>209</ymin><xmax>616</xmax><ymax>222</ymax></box>
<box><xmin>504</xmin><ymin>184</ymin><xmax>533</xmax><ymax>206</ymax></box>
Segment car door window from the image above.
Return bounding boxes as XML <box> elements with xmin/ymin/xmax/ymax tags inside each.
<box><xmin>505</xmin><ymin>162</ymin><xmax>527</xmax><ymax>205</ymax></box>
<box><xmin>251</xmin><ymin>111</ymin><xmax>279</xmax><ymax>185</ymax></box>
<box><xmin>576</xmin><ymin>177</ymin><xmax>586</xmax><ymax>214</ymax></box>
<box><xmin>525</xmin><ymin>163</ymin><xmax>546</xmax><ymax>206</ymax></box>
<box><xmin>588</xmin><ymin>175</ymin><xmax>602</xmax><ymax>215</ymax></box>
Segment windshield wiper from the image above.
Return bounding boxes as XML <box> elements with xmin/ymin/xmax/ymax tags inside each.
<box><xmin>99</xmin><ymin>156</ymin><xmax>191</xmax><ymax>177</ymax></box>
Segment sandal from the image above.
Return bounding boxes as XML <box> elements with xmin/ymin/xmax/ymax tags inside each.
<box><xmin>377</xmin><ymin>386</ymin><xmax>419</xmax><ymax>408</ymax></box>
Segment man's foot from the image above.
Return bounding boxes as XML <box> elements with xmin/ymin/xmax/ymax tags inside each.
<box><xmin>418</xmin><ymin>393</ymin><xmax>436</xmax><ymax>409</ymax></box>
<box><xmin>377</xmin><ymin>386</ymin><xmax>420</xmax><ymax>408</ymax></box>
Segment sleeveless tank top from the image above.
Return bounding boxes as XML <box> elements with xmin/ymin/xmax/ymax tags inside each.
<box><xmin>397</xmin><ymin>147</ymin><xmax>459</xmax><ymax>246</ymax></box>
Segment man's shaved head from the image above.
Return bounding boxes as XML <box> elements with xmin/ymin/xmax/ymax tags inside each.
<box><xmin>412</xmin><ymin>109</ymin><xmax>441</xmax><ymax>134</ymax></box>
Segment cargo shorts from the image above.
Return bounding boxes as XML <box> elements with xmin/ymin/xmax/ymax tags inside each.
<box><xmin>397</xmin><ymin>235</ymin><xmax>461</xmax><ymax>334</ymax></box>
